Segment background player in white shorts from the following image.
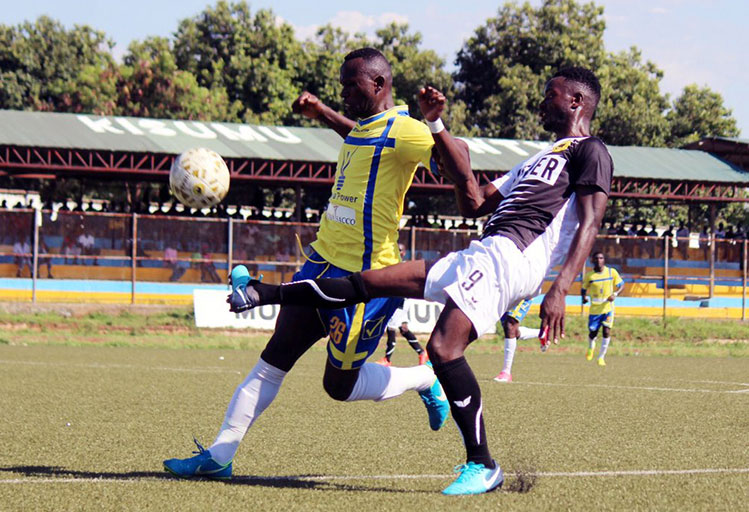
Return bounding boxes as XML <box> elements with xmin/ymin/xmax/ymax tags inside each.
<box><xmin>376</xmin><ymin>300</ymin><xmax>428</xmax><ymax>366</ymax></box>
<box><xmin>234</xmin><ymin>68</ymin><xmax>613</xmax><ymax>495</ymax></box>
<box><xmin>376</xmin><ymin>244</ymin><xmax>428</xmax><ymax>366</ymax></box>
<box><xmin>493</xmin><ymin>299</ymin><xmax>541</xmax><ymax>383</ymax></box>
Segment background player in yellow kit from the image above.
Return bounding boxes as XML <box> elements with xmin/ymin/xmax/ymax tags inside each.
<box><xmin>581</xmin><ymin>251</ymin><xmax>624</xmax><ymax>366</ymax></box>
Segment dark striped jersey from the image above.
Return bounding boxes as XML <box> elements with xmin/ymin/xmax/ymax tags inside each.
<box><xmin>482</xmin><ymin>136</ymin><xmax>613</xmax><ymax>251</ymax></box>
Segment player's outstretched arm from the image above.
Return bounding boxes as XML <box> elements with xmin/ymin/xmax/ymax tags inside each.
<box><xmin>540</xmin><ymin>186</ymin><xmax>608</xmax><ymax>344</ymax></box>
<box><xmin>418</xmin><ymin>87</ymin><xmax>501</xmax><ymax>218</ymax></box>
<box><xmin>292</xmin><ymin>91</ymin><xmax>355</xmax><ymax>139</ymax></box>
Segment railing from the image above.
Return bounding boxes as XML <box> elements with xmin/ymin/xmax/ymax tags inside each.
<box><xmin>1</xmin><ymin>208</ymin><xmax>747</xmax><ymax>318</ymax></box>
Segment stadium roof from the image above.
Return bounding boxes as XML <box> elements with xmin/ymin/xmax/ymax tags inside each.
<box><xmin>1</xmin><ymin>110</ymin><xmax>748</xmax><ymax>201</ymax></box>
<box><xmin>684</xmin><ymin>137</ymin><xmax>749</xmax><ymax>172</ymax></box>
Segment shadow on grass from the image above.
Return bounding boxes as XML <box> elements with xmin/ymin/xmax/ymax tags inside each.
<box><xmin>0</xmin><ymin>466</ymin><xmax>431</xmax><ymax>493</ymax></box>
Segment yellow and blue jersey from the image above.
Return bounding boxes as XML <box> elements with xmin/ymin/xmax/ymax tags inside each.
<box><xmin>501</xmin><ymin>299</ymin><xmax>532</xmax><ymax>324</ymax></box>
<box><xmin>311</xmin><ymin>105</ymin><xmax>434</xmax><ymax>272</ymax></box>
<box><xmin>582</xmin><ymin>266</ymin><xmax>623</xmax><ymax>316</ymax></box>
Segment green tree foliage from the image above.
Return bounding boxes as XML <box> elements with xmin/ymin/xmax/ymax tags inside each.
<box><xmin>115</xmin><ymin>37</ymin><xmax>235</xmax><ymax>120</ymax></box>
<box><xmin>666</xmin><ymin>84</ymin><xmax>740</xmax><ymax>147</ymax></box>
<box><xmin>0</xmin><ymin>16</ymin><xmax>114</xmax><ymax>112</ymax></box>
<box><xmin>593</xmin><ymin>47</ymin><xmax>670</xmax><ymax>146</ymax></box>
<box><xmin>454</xmin><ymin>0</ymin><xmax>606</xmax><ymax>139</ymax></box>
<box><xmin>172</xmin><ymin>1</ymin><xmax>308</xmax><ymax>124</ymax></box>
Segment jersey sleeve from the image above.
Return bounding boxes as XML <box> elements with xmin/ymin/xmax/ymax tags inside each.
<box><xmin>396</xmin><ymin>118</ymin><xmax>434</xmax><ymax>169</ymax></box>
<box><xmin>571</xmin><ymin>138</ymin><xmax>614</xmax><ymax>195</ymax></box>
<box><xmin>490</xmin><ymin>172</ymin><xmax>512</xmax><ymax>192</ymax></box>
<box><xmin>613</xmin><ymin>268</ymin><xmax>624</xmax><ymax>287</ymax></box>
<box><xmin>498</xmin><ymin>163</ymin><xmax>522</xmax><ymax>197</ymax></box>
<box><xmin>582</xmin><ymin>271</ymin><xmax>591</xmax><ymax>290</ymax></box>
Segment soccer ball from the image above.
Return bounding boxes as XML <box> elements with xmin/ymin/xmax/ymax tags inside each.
<box><xmin>169</xmin><ymin>147</ymin><xmax>230</xmax><ymax>209</ymax></box>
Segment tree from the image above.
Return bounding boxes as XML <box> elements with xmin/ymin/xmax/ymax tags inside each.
<box><xmin>593</xmin><ymin>47</ymin><xmax>670</xmax><ymax>147</ymax></box>
<box><xmin>173</xmin><ymin>1</ymin><xmax>308</xmax><ymax>124</ymax></box>
<box><xmin>0</xmin><ymin>16</ymin><xmax>115</xmax><ymax>112</ymax></box>
<box><xmin>454</xmin><ymin>0</ymin><xmax>606</xmax><ymax>139</ymax></box>
<box><xmin>666</xmin><ymin>84</ymin><xmax>740</xmax><ymax>147</ymax></box>
<box><xmin>115</xmin><ymin>37</ymin><xmax>235</xmax><ymax>120</ymax></box>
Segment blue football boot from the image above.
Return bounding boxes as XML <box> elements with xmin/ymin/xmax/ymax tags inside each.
<box><xmin>418</xmin><ymin>362</ymin><xmax>449</xmax><ymax>431</ymax></box>
<box><xmin>227</xmin><ymin>265</ymin><xmax>261</xmax><ymax>313</ymax></box>
<box><xmin>442</xmin><ymin>460</ymin><xmax>504</xmax><ymax>495</ymax></box>
<box><xmin>163</xmin><ymin>438</ymin><xmax>232</xmax><ymax>479</ymax></box>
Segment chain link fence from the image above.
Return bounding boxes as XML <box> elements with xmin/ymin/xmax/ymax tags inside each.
<box><xmin>1</xmin><ymin>208</ymin><xmax>746</xmax><ymax>316</ymax></box>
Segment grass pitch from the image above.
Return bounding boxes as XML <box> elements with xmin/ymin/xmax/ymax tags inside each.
<box><xmin>0</xmin><ymin>308</ymin><xmax>747</xmax><ymax>511</ymax></box>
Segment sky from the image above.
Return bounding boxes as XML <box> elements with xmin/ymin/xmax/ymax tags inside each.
<box><xmin>2</xmin><ymin>0</ymin><xmax>747</xmax><ymax>137</ymax></box>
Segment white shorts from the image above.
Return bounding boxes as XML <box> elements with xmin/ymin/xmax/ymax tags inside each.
<box><xmin>386</xmin><ymin>306</ymin><xmax>409</xmax><ymax>330</ymax></box>
<box><xmin>424</xmin><ymin>236</ymin><xmax>548</xmax><ymax>336</ymax></box>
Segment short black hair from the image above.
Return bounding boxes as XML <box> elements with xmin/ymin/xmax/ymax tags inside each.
<box><xmin>592</xmin><ymin>250</ymin><xmax>605</xmax><ymax>258</ymax></box>
<box><xmin>344</xmin><ymin>47</ymin><xmax>392</xmax><ymax>77</ymax></box>
<box><xmin>553</xmin><ymin>66</ymin><xmax>601</xmax><ymax>108</ymax></box>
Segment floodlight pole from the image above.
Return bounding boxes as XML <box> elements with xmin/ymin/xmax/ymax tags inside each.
<box><xmin>131</xmin><ymin>213</ymin><xmax>137</xmax><ymax>305</ymax></box>
<box><xmin>663</xmin><ymin>236</ymin><xmax>669</xmax><ymax>323</ymax></box>
<box><xmin>227</xmin><ymin>217</ymin><xmax>233</xmax><ymax>289</ymax></box>
<box><xmin>743</xmin><ymin>240</ymin><xmax>747</xmax><ymax>321</ymax></box>
<box><xmin>31</xmin><ymin>207</ymin><xmax>40</xmax><ymax>304</ymax></box>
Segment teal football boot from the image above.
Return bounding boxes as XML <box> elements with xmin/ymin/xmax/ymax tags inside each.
<box><xmin>418</xmin><ymin>362</ymin><xmax>449</xmax><ymax>431</ymax></box>
<box><xmin>442</xmin><ymin>460</ymin><xmax>504</xmax><ymax>495</ymax></box>
<box><xmin>163</xmin><ymin>438</ymin><xmax>232</xmax><ymax>479</ymax></box>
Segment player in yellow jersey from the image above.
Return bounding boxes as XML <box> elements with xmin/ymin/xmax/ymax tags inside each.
<box><xmin>163</xmin><ymin>48</ymin><xmax>449</xmax><ymax>480</ymax></box>
<box><xmin>581</xmin><ymin>251</ymin><xmax>624</xmax><ymax>366</ymax></box>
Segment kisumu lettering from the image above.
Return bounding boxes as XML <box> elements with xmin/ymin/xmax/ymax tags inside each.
<box><xmin>326</xmin><ymin>203</ymin><xmax>357</xmax><ymax>225</ymax></box>
<box><xmin>76</xmin><ymin>115</ymin><xmax>301</xmax><ymax>144</ymax></box>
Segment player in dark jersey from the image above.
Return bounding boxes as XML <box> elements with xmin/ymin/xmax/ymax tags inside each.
<box><xmin>229</xmin><ymin>67</ymin><xmax>613</xmax><ymax>495</ymax></box>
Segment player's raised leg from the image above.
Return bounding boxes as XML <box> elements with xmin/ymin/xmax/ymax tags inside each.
<box><xmin>319</xmin><ymin>298</ymin><xmax>448</xmax><ymax>431</ymax></box>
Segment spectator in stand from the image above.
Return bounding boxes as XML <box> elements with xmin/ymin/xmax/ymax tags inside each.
<box><xmin>715</xmin><ymin>222</ymin><xmax>726</xmax><ymax>239</ymax></box>
<box><xmin>62</xmin><ymin>232</ymin><xmax>81</xmax><ymax>264</ymax></box>
<box><xmin>199</xmin><ymin>244</ymin><xmax>221</xmax><ymax>283</ymax></box>
<box><xmin>676</xmin><ymin>222</ymin><xmax>690</xmax><ymax>259</ymax></box>
<box><xmin>13</xmin><ymin>237</ymin><xmax>31</xmax><ymax>277</ymax></box>
<box><xmin>634</xmin><ymin>223</ymin><xmax>649</xmax><ymax>258</ymax></box>
<box><xmin>38</xmin><ymin>238</ymin><xmax>54</xmax><ymax>278</ymax></box>
<box><xmin>714</xmin><ymin>223</ymin><xmax>727</xmax><ymax>260</ymax></box>
<box><xmin>165</xmin><ymin>245</ymin><xmax>186</xmax><ymax>282</ymax></box>
<box><xmin>77</xmin><ymin>225</ymin><xmax>99</xmax><ymax>265</ymax></box>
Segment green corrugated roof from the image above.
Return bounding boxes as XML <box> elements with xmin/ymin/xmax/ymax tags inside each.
<box><xmin>1</xmin><ymin>110</ymin><xmax>748</xmax><ymax>183</ymax></box>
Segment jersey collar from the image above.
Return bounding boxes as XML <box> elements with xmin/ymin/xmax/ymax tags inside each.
<box><xmin>357</xmin><ymin>105</ymin><xmax>410</xmax><ymax>126</ymax></box>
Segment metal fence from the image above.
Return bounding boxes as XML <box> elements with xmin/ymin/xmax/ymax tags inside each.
<box><xmin>1</xmin><ymin>208</ymin><xmax>747</xmax><ymax>317</ymax></box>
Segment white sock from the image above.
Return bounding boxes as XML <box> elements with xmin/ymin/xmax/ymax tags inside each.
<box><xmin>599</xmin><ymin>337</ymin><xmax>611</xmax><ymax>359</ymax></box>
<box><xmin>588</xmin><ymin>337</ymin><xmax>597</xmax><ymax>350</ymax></box>
<box><xmin>209</xmin><ymin>358</ymin><xmax>286</xmax><ymax>465</ymax></box>
<box><xmin>502</xmin><ymin>337</ymin><xmax>517</xmax><ymax>373</ymax></box>
<box><xmin>345</xmin><ymin>362</ymin><xmax>434</xmax><ymax>402</ymax></box>
<box><xmin>517</xmin><ymin>326</ymin><xmax>538</xmax><ymax>341</ymax></box>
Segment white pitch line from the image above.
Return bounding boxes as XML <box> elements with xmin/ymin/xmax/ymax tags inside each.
<box><xmin>513</xmin><ymin>380</ymin><xmax>749</xmax><ymax>394</ymax></box>
<box><xmin>1</xmin><ymin>468</ymin><xmax>748</xmax><ymax>484</ymax></box>
<box><xmin>0</xmin><ymin>359</ymin><xmax>241</xmax><ymax>375</ymax></box>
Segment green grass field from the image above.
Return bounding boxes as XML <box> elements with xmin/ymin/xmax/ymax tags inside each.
<box><xmin>0</xmin><ymin>307</ymin><xmax>747</xmax><ymax>511</ymax></box>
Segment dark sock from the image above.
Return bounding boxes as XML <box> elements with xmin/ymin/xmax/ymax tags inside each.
<box><xmin>385</xmin><ymin>329</ymin><xmax>396</xmax><ymax>360</ymax></box>
<box><xmin>433</xmin><ymin>357</ymin><xmax>494</xmax><ymax>468</ymax></box>
<box><xmin>402</xmin><ymin>330</ymin><xmax>423</xmax><ymax>353</ymax></box>
<box><xmin>252</xmin><ymin>273</ymin><xmax>370</xmax><ymax>308</ymax></box>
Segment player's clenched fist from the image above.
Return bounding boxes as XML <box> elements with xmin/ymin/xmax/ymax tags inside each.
<box><xmin>292</xmin><ymin>91</ymin><xmax>322</xmax><ymax>119</ymax></box>
<box><xmin>418</xmin><ymin>86</ymin><xmax>446</xmax><ymax>122</ymax></box>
